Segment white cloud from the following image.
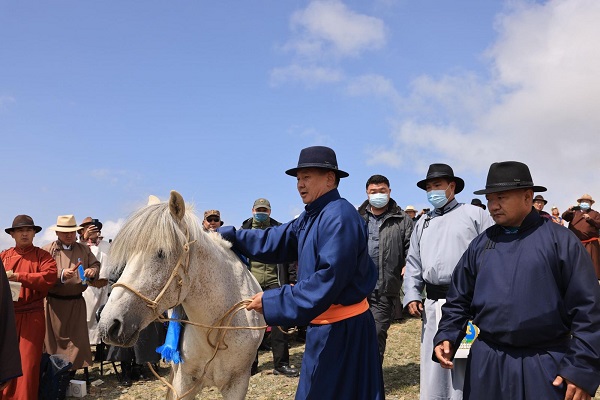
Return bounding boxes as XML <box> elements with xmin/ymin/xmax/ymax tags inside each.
<box><xmin>31</xmin><ymin>218</ymin><xmax>125</xmax><ymax>248</ymax></box>
<box><xmin>270</xmin><ymin>64</ymin><xmax>344</xmax><ymax>87</ymax></box>
<box><xmin>345</xmin><ymin>74</ymin><xmax>402</xmax><ymax>106</ymax></box>
<box><xmin>286</xmin><ymin>0</ymin><xmax>386</xmax><ymax>59</ymax></box>
<box><xmin>272</xmin><ymin>1</ymin><xmax>386</xmax><ymax>87</ymax></box>
<box><xmin>365</xmin><ymin>0</ymin><xmax>600</xmax><ymax>209</ymax></box>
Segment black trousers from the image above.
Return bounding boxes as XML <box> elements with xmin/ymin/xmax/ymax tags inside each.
<box><xmin>259</xmin><ymin>284</ymin><xmax>290</xmax><ymax>368</ymax></box>
<box><xmin>368</xmin><ymin>291</ymin><xmax>398</xmax><ymax>363</ymax></box>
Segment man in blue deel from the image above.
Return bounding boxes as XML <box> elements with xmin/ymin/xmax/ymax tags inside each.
<box><xmin>220</xmin><ymin>146</ymin><xmax>384</xmax><ymax>400</ymax></box>
<box><xmin>434</xmin><ymin>161</ymin><xmax>600</xmax><ymax>400</ymax></box>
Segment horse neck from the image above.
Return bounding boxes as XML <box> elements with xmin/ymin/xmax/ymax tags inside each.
<box><xmin>181</xmin><ymin>241</ymin><xmax>255</xmax><ymax>323</ymax></box>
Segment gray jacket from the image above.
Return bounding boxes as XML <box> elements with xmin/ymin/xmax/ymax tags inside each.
<box><xmin>358</xmin><ymin>198</ymin><xmax>413</xmax><ymax>296</ymax></box>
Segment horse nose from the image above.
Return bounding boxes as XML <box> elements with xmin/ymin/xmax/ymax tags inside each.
<box><xmin>107</xmin><ymin>318</ymin><xmax>123</xmax><ymax>340</ymax></box>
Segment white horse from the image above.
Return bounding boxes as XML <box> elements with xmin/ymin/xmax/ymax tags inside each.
<box><xmin>98</xmin><ymin>191</ymin><xmax>265</xmax><ymax>399</ymax></box>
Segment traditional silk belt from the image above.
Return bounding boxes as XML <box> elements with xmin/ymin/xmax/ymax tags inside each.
<box><xmin>425</xmin><ymin>282</ymin><xmax>449</xmax><ymax>300</ymax></box>
<box><xmin>13</xmin><ymin>299</ymin><xmax>45</xmax><ymax>314</ymax></box>
<box><xmin>47</xmin><ymin>293</ymin><xmax>83</xmax><ymax>300</ymax></box>
<box><xmin>311</xmin><ymin>298</ymin><xmax>369</xmax><ymax>325</ymax></box>
<box><xmin>581</xmin><ymin>237</ymin><xmax>599</xmax><ymax>244</ymax></box>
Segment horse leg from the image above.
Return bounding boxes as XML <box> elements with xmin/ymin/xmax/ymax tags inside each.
<box><xmin>166</xmin><ymin>363</ymin><xmax>203</xmax><ymax>400</ymax></box>
<box><xmin>219</xmin><ymin>371</ymin><xmax>252</xmax><ymax>400</ymax></box>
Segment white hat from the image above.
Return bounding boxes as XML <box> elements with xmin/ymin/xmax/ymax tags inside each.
<box><xmin>48</xmin><ymin>215</ymin><xmax>82</xmax><ymax>232</ymax></box>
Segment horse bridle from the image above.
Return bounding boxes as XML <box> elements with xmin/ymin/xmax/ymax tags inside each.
<box><xmin>112</xmin><ymin>229</ymin><xmax>196</xmax><ymax>313</ymax></box>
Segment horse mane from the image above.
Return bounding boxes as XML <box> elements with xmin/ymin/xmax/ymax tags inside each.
<box><xmin>106</xmin><ymin>201</ymin><xmax>233</xmax><ymax>276</ymax></box>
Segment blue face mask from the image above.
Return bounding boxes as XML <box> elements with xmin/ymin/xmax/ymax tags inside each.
<box><xmin>579</xmin><ymin>202</ymin><xmax>591</xmax><ymax>210</ymax></box>
<box><xmin>427</xmin><ymin>188</ymin><xmax>449</xmax><ymax>209</ymax></box>
<box><xmin>368</xmin><ymin>193</ymin><xmax>389</xmax><ymax>209</ymax></box>
<box><xmin>253</xmin><ymin>212</ymin><xmax>269</xmax><ymax>223</ymax></box>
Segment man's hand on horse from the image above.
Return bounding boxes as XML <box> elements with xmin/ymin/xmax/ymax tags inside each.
<box><xmin>246</xmin><ymin>292</ymin><xmax>264</xmax><ymax>314</ymax></box>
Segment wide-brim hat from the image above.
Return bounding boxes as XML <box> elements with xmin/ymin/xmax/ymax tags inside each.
<box><xmin>5</xmin><ymin>214</ymin><xmax>42</xmax><ymax>234</ymax></box>
<box><xmin>416</xmin><ymin>163</ymin><xmax>465</xmax><ymax>194</ymax></box>
<box><xmin>285</xmin><ymin>146</ymin><xmax>349</xmax><ymax>178</ymax></box>
<box><xmin>79</xmin><ymin>216</ymin><xmax>103</xmax><ymax>231</ymax></box>
<box><xmin>474</xmin><ymin>161</ymin><xmax>546</xmax><ymax>195</ymax></box>
<box><xmin>533</xmin><ymin>195</ymin><xmax>548</xmax><ymax>205</ymax></box>
<box><xmin>405</xmin><ymin>205</ymin><xmax>417</xmax><ymax>212</ymax></box>
<box><xmin>48</xmin><ymin>215</ymin><xmax>82</xmax><ymax>232</ymax></box>
<box><xmin>577</xmin><ymin>194</ymin><xmax>595</xmax><ymax>204</ymax></box>
<box><xmin>470</xmin><ymin>198</ymin><xmax>486</xmax><ymax>210</ymax></box>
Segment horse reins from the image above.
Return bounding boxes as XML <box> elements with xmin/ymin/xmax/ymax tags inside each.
<box><xmin>110</xmin><ymin>228</ymin><xmax>293</xmax><ymax>400</ymax></box>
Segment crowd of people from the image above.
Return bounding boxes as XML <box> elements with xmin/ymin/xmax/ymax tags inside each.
<box><xmin>2</xmin><ymin>145</ymin><xmax>600</xmax><ymax>400</ymax></box>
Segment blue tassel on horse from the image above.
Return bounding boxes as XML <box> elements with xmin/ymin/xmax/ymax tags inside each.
<box><xmin>156</xmin><ymin>305</ymin><xmax>185</xmax><ymax>364</ymax></box>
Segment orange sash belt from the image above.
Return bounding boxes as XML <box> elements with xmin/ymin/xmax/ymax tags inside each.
<box><xmin>581</xmin><ymin>237</ymin><xmax>599</xmax><ymax>244</ymax></box>
<box><xmin>311</xmin><ymin>298</ymin><xmax>369</xmax><ymax>325</ymax></box>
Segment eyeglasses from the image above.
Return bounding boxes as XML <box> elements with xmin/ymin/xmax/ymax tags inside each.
<box><xmin>206</xmin><ymin>217</ymin><xmax>220</xmax><ymax>223</ymax></box>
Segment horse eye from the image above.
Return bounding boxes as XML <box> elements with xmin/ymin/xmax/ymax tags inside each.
<box><xmin>157</xmin><ymin>250</ymin><xmax>165</xmax><ymax>259</ymax></box>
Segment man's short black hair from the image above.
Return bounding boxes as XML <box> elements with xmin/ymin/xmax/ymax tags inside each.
<box><xmin>366</xmin><ymin>174</ymin><xmax>390</xmax><ymax>190</ymax></box>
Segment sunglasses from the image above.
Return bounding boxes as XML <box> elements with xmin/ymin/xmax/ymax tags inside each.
<box><xmin>206</xmin><ymin>217</ymin><xmax>220</xmax><ymax>223</ymax></box>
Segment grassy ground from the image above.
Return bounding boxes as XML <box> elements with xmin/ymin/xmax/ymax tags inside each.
<box><xmin>70</xmin><ymin>317</ymin><xmax>600</xmax><ymax>399</ymax></box>
<box><xmin>71</xmin><ymin>317</ymin><xmax>422</xmax><ymax>399</ymax></box>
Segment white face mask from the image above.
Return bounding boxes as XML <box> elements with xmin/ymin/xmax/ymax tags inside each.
<box><xmin>368</xmin><ymin>193</ymin><xmax>389</xmax><ymax>209</ymax></box>
<box><xmin>579</xmin><ymin>202</ymin><xmax>591</xmax><ymax>210</ymax></box>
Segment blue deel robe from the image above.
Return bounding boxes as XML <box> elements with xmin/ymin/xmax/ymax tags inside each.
<box><xmin>433</xmin><ymin>209</ymin><xmax>600</xmax><ymax>399</ymax></box>
<box><xmin>220</xmin><ymin>189</ymin><xmax>385</xmax><ymax>400</ymax></box>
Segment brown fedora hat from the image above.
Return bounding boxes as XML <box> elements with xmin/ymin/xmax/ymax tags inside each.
<box><xmin>5</xmin><ymin>215</ymin><xmax>42</xmax><ymax>234</ymax></box>
<box><xmin>48</xmin><ymin>215</ymin><xmax>81</xmax><ymax>232</ymax></box>
<box><xmin>474</xmin><ymin>161</ymin><xmax>546</xmax><ymax>195</ymax></box>
<box><xmin>577</xmin><ymin>194</ymin><xmax>595</xmax><ymax>205</ymax></box>
<box><xmin>79</xmin><ymin>216</ymin><xmax>103</xmax><ymax>231</ymax></box>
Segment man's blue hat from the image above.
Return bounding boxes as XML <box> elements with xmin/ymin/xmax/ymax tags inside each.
<box><xmin>285</xmin><ymin>146</ymin><xmax>349</xmax><ymax>178</ymax></box>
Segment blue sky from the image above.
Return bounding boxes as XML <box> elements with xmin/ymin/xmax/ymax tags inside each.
<box><xmin>1</xmin><ymin>0</ymin><xmax>599</xmax><ymax>249</ymax></box>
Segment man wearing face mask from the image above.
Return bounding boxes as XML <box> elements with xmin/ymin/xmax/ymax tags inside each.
<box><xmin>562</xmin><ymin>194</ymin><xmax>600</xmax><ymax>279</ymax></box>
<box><xmin>403</xmin><ymin>163</ymin><xmax>493</xmax><ymax>400</ymax></box>
<box><xmin>240</xmin><ymin>198</ymin><xmax>298</xmax><ymax>377</ymax></box>
<box><xmin>358</xmin><ymin>175</ymin><xmax>413</xmax><ymax>363</ymax></box>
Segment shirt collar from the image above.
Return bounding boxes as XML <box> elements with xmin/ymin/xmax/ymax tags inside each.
<box><xmin>305</xmin><ymin>188</ymin><xmax>340</xmax><ymax>216</ymax></box>
<box><xmin>434</xmin><ymin>198</ymin><xmax>460</xmax><ymax>216</ymax></box>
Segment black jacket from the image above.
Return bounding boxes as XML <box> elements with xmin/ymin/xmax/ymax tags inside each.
<box><xmin>358</xmin><ymin>198</ymin><xmax>413</xmax><ymax>296</ymax></box>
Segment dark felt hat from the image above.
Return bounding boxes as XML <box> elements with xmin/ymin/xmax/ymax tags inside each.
<box><xmin>533</xmin><ymin>195</ymin><xmax>548</xmax><ymax>205</ymax></box>
<box><xmin>5</xmin><ymin>214</ymin><xmax>42</xmax><ymax>234</ymax></box>
<box><xmin>416</xmin><ymin>163</ymin><xmax>465</xmax><ymax>194</ymax></box>
<box><xmin>471</xmin><ymin>198</ymin><xmax>486</xmax><ymax>210</ymax></box>
<box><xmin>285</xmin><ymin>146</ymin><xmax>349</xmax><ymax>178</ymax></box>
<box><xmin>474</xmin><ymin>161</ymin><xmax>546</xmax><ymax>195</ymax></box>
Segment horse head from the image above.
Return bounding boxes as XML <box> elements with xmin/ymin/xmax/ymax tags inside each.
<box><xmin>99</xmin><ymin>190</ymin><xmax>198</xmax><ymax>347</ymax></box>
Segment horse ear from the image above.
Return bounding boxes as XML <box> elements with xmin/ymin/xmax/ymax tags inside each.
<box><xmin>147</xmin><ymin>195</ymin><xmax>161</xmax><ymax>206</ymax></box>
<box><xmin>169</xmin><ymin>191</ymin><xmax>186</xmax><ymax>222</ymax></box>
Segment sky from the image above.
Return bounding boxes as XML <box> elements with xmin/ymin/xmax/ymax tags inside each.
<box><xmin>1</xmin><ymin>0</ymin><xmax>599</xmax><ymax>250</ymax></box>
